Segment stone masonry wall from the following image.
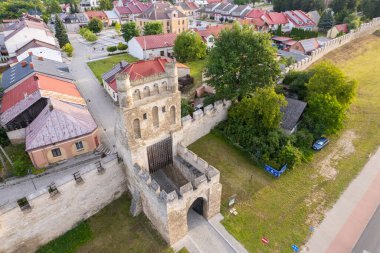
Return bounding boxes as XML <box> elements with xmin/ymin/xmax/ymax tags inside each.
<box><xmin>181</xmin><ymin>100</ymin><xmax>232</xmax><ymax>147</ymax></box>
<box><xmin>0</xmin><ymin>155</ymin><xmax>126</xmax><ymax>253</ymax></box>
<box><xmin>284</xmin><ymin>17</ymin><xmax>380</xmax><ymax>73</ymax></box>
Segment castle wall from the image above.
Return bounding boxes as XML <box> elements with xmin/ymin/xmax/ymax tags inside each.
<box><xmin>181</xmin><ymin>100</ymin><xmax>232</xmax><ymax>147</ymax></box>
<box><xmin>0</xmin><ymin>156</ymin><xmax>126</xmax><ymax>253</ymax></box>
<box><xmin>283</xmin><ymin>17</ymin><xmax>380</xmax><ymax>73</ymax></box>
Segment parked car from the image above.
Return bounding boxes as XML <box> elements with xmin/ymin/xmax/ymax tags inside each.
<box><xmin>312</xmin><ymin>137</ymin><xmax>329</xmax><ymax>151</ymax></box>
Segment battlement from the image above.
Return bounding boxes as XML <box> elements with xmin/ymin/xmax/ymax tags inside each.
<box><xmin>284</xmin><ymin>17</ymin><xmax>380</xmax><ymax>73</ymax></box>
<box><xmin>130</xmin><ymin>73</ymin><xmax>168</xmax><ymax>87</ymax></box>
<box><xmin>181</xmin><ymin>100</ymin><xmax>232</xmax><ymax>146</ymax></box>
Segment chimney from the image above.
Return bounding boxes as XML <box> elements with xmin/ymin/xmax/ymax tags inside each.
<box><xmin>21</xmin><ymin>61</ymin><xmax>27</xmax><ymax>68</ymax></box>
<box><xmin>33</xmin><ymin>75</ymin><xmax>39</xmax><ymax>81</ymax></box>
<box><xmin>28</xmin><ymin>51</ymin><xmax>33</xmax><ymax>56</ymax></box>
<box><xmin>38</xmin><ymin>56</ymin><xmax>43</xmax><ymax>61</ymax></box>
<box><xmin>29</xmin><ymin>63</ymin><xmax>34</xmax><ymax>69</ymax></box>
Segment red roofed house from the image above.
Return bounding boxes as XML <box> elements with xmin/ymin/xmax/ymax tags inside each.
<box><xmin>84</xmin><ymin>11</ymin><xmax>109</xmax><ymax>27</ymax></box>
<box><xmin>261</xmin><ymin>12</ymin><xmax>291</xmax><ymax>32</ymax></box>
<box><xmin>327</xmin><ymin>23</ymin><xmax>349</xmax><ymax>38</ymax></box>
<box><xmin>194</xmin><ymin>24</ymin><xmax>230</xmax><ymax>48</ymax></box>
<box><xmin>114</xmin><ymin>0</ymin><xmax>151</xmax><ymax>23</ymax></box>
<box><xmin>284</xmin><ymin>10</ymin><xmax>316</xmax><ymax>31</ymax></box>
<box><xmin>101</xmin><ymin>57</ymin><xmax>188</xmax><ymax>102</ymax></box>
<box><xmin>127</xmin><ymin>33</ymin><xmax>177</xmax><ymax>60</ymax></box>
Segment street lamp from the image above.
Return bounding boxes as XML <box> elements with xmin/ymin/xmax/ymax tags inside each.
<box><xmin>28</xmin><ymin>168</ymin><xmax>37</xmax><ymax>190</ymax></box>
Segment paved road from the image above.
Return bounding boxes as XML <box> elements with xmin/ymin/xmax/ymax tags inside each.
<box><xmin>352</xmin><ymin>205</ymin><xmax>380</xmax><ymax>253</ymax></box>
<box><xmin>69</xmin><ymin>34</ymin><xmax>117</xmax><ymax>152</ymax></box>
<box><xmin>173</xmin><ymin>211</ymin><xmax>248</xmax><ymax>253</ymax></box>
<box><xmin>303</xmin><ymin>147</ymin><xmax>380</xmax><ymax>253</ymax></box>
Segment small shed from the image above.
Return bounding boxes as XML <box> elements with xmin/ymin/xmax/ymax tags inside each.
<box><xmin>280</xmin><ymin>98</ymin><xmax>307</xmax><ymax>134</ymax></box>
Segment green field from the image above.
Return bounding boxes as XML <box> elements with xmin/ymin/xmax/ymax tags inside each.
<box><xmin>189</xmin><ymin>33</ymin><xmax>380</xmax><ymax>252</ymax></box>
<box><xmin>37</xmin><ymin>194</ymin><xmax>173</xmax><ymax>253</ymax></box>
<box><xmin>87</xmin><ymin>53</ymin><xmax>138</xmax><ymax>83</ymax></box>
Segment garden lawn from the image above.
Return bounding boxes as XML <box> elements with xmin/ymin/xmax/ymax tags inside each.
<box><xmin>87</xmin><ymin>53</ymin><xmax>138</xmax><ymax>83</ymax></box>
<box><xmin>189</xmin><ymin>33</ymin><xmax>380</xmax><ymax>252</ymax></box>
<box><xmin>183</xmin><ymin>59</ymin><xmax>206</xmax><ymax>96</ymax></box>
<box><xmin>37</xmin><ymin>194</ymin><xmax>173</xmax><ymax>253</ymax></box>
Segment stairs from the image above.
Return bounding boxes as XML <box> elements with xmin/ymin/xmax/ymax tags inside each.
<box><xmin>95</xmin><ymin>144</ymin><xmax>112</xmax><ymax>155</ymax></box>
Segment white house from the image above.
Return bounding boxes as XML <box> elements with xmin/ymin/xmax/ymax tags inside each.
<box><xmin>79</xmin><ymin>0</ymin><xmax>100</xmax><ymax>11</ymax></box>
<box><xmin>284</xmin><ymin>10</ymin><xmax>316</xmax><ymax>31</ymax></box>
<box><xmin>128</xmin><ymin>33</ymin><xmax>177</xmax><ymax>60</ymax></box>
<box><xmin>104</xmin><ymin>10</ymin><xmax>120</xmax><ymax>25</ymax></box>
<box><xmin>4</xmin><ymin>19</ymin><xmax>57</xmax><ymax>58</ymax></box>
<box><xmin>16</xmin><ymin>40</ymin><xmax>62</xmax><ymax>62</ymax></box>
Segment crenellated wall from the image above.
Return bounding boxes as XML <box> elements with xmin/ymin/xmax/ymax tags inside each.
<box><xmin>181</xmin><ymin>100</ymin><xmax>232</xmax><ymax>147</ymax></box>
<box><xmin>283</xmin><ymin>17</ymin><xmax>380</xmax><ymax>73</ymax></box>
<box><xmin>0</xmin><ymin>155</ymin><xmax>127</xmax><ymax>253</ymax></box>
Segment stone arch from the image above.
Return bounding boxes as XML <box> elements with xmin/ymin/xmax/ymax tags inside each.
<box><xmin>152</xmin><ymin>106</ymin><xmax>159</xmax><ymax>128</ymax></box>
<box><xmin>170</xmin><ymin>105</ymin><xmax>176</xmax><ymax>125</ymax></box>
<box><xmin>143</xmin><ymin>86</ymin><xmax>150</xmax><ymax>97</ymax></box>
<box><xmin>133</xmin><ymin>118</ymin><xmax>141</xmax><ymax>139</ymax></box>
<box><xmin>189</xmin><ymin>197</ymin><xmax>205</xmax><ymax>216</ymax></box>
<box><xmin>162</xmin><ymin>81</ymin><xmax>168</xmax><ymax>91</ymax></box>
<box><xmin>133</xmin><ymin>89</ymin><xmax>141</xmax><ymax>100</ymax></box>
<box><xmin>153</xmin><ymin>83</ymin><xmax>159</xmax><ymax>95</ymax></box>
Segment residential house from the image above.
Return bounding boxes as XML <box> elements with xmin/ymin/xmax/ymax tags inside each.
<box><xmin>114</xmin><ymin>1</ymin><xmax>151</xmax><ymax>23</ymax></box>
<box><xmin>16</xmin><ymin>40</ymin><xmax>62</xmax><ymax>62</ymax></box>
<box><xmin>284</xmin><ymin>10</ymin><xmax>316</xmax><ymax>31</ymax></box>
<box><xmin>60</xmin><ymin>3</ymin><xmax>71</xmax><ymax>13</ymax></box>
<box><xmin>230</xmin><ymin>5</ymin><xmax>252</xmax><ymax>20</ymax></box>
<box><xmin>25</xmin><ymin>98</ymin><xmax>99</xmax><ymax>168</ymax></box>
<box><xmin>194</xmin><ymin>24</ymin><xmax>229</xmax><ymax>48</ymax></box>
<box><xmin>327</xmin><ymin>24</ymin><xmax>348</xmax><ymax>38</ymax></box>
<box><xmin>198</xmin><ymin>3</ymin><xmax>250</xmax><ymax>21</ymax></box>
<box><xmin>261</xmin><ymin>12</ymin><xmax>290</xmax><ymax>32</ymax></box>
<box><xmin>128</xmin><ymin>33</ymin><xmax>177</xmax><ymax>60</ymax></box>
<box><xmin>104</xmin><ymin>10</ymin><xmax>121</xmax><ymax>25</ymax></box>
<box><xmin>84</xmin><ymin>11</ymin><xmax>109</xmax><ymax>27</ymax></box>
<box><xmin>290</xmin><ymin>38</ymin><xmax>320</xmax><ymax>55</ymax></box>
<box><xmin>80</xmin><ymin>0</ymin><xmax>100</xmax><ymax>11</ymax></box>
<box><xmin>136</xmin><ymin>2</ymin><xmax>189</xmax><ymax>34</ymax></box>
<box><xmin>307</xmin><ymin>10</ymin><xmax>321</xmax><ymax>30</ymax></box>
<box><xmin>271</xmin><ymin>36</ymin><xmax>296</xmax><ymax>51</ymax></box>
<box><xmin>176</xmin><ymin>1</ymin><xmax>199</xmax><ymax>26</ymax></box>
<box><xmin>280</xmin><ymin>98</ymin><xmax>307</xmax><ymax>134</ymax></box>
<box><xmin>57</xmin><ymin>13</ymin><xmax>89</xmax><ymax>33</ymax></box>
<box><xmin>198</xmin><ymin>2</ymin><xmax>221</xmax><ymax>19</ymax></box>
<box><xmin>243</xmin><ymin>9</ymin><xmax>268</xmax><ymax>31</ymax></box>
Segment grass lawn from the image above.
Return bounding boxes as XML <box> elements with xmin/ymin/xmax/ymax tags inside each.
<box><xmin>87</xmin><ymin>53</ymin><xmax>138</xmax><ymax>83</ymax></box>
<box><xmin>189</xmin><ymin>33</ymin><xmax>380</xmax><ymax>252</ymax></box>
<box><xmin>37</xmin><ymin>194</ymin><xmax>173</xmax><ymax>253</ymax></box>
<box><xmin>183</xmin><ymin>59</ymin><xmax>206</xmax><ymax>96</ymax></box>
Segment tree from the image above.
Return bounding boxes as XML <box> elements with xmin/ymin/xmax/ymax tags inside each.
<box><xmin>277</xmin><ymin>142</ymin><xmax>302</xmax><ymax>169</ymax></box>
<box><xmin>114</xmin><ymin>22</ymin><xmax>121</xmax><ymax>35</ymax></box>
<box><xmin>361</xmin><ymin>0</ymin><xmax>380</xmax><ymax>19</ymax></box>
<box><xmin>83</xmin><ymin>30</ymin><xmax>98</xmax><ymax>41</ymax></box>
<box><xmin>121</xmin><ymin>22</ymin><xmax>140</xmax><ymax>42</ymax></box>
<box><xmin>99</xmin><ymin>0</ymin><xmax>112</xmax><ymax>10</ymax></box>
<box><xmin>205</xmin><ymin>23</ymin><xmax>280</xmax><ymax>100</ymax></box>
<box><xmin>117</xmin><ymin>42</ymin><xmax>128</xmax><ymax>51</ymax></box>
<box><xmin>318</xmin><ymin>9</ymin><xmax>335</xmax><ymax>31</ymax></box>
<box><xmin>283</xmin><ymin>70</ymin><xmax>315</xmax><ymax>100</ymax></box>
<box><xmin>0</xmin><ymin>0</ymin><xmax>44</xmax><ymax>19</ymax></box>
<box><xmin>228</xmin><ymin>86</ymin><xmax>287</xmax><ymax>133</ymax></box>
<box><xmin>304</xmin><ymin>94</ymin><xmax>345</xmax><ymax>135</ymax></box>
<box><xmin>144</xmin><ymin>22</ymin><xmax>163</xmax><ymax>35</ymax></box>
<box><xmin>46</xmin><ymin>0</ymin><xmax>62</xmax><ymax>14</ymax></box>
<box><xmin>306</xmin><ymin>61</ymin><xmax>357</xmax><ymax>108</ymax></box>
<box><xmin>343</xmin><ymin>12</ymin><xmax>362</xmax><ymax>30</ymax></box>
<box><xmin>54</xmin><ymin>14</ymin><xmax>69</xmax><ymax>47</ymax></box>
<box><xmin>273</xmin><ymin>0</ymin><xmax>324</xmax><ymax>12</ymax></box>
<box><xmin>173</xmin><ymin>31</ymin><xmax>207</xmax><ymax>62</ymax></box>
<box><xmin>107</xmin><ymin>46</ymin><xmax>117</xmax><ymax>52</ymax></box>
<box><xmin>62</xmin><ymin>43</ymin><xmax>73</xmax><ymax>57</ymax></box>
<box><xmin>88</xmin><ymin>18</ymin><xmax>103</xmax><ymax>33</ymax></box>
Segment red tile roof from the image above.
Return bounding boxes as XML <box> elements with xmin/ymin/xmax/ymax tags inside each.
<box><xmin>334</xmin><ymin>24</ymin><xmax>348</xmax><ymax>33</ymax></box>
<box><xmin>194</xmin><ymin>25</ymin><xmax>230</xmax><ymax>40</ymax></box>
<box><xmin>108</xmin><ymin>57</ymin><xmax>172</xmax><ymax>91</ymax></box>
<box><xmin>245</xmin><ymin>9</ymin><xmax>265</xmax><ymax>19</ymax></box>
<box><xmin>134</xmin><ymin>33</ymin><xmax>177</xmax><ymax>50</ymax></box>
<box><xmin>263</xmin><ymin>12</ymin><xmax>288</xmax><ymax>25</ymax></box>
<box><xmin>1</xmin><ymin>74</ymin><xmax>82</xmax><ymax>113</ymax></box>
<box><xmin>207</xmin><ymin>0</ymin><xmax>223</xmax><ymax>3</ymax></box>
<box><xmin>85</xmin><ymin>11</ymin><xmax>108</xmax><ymax>20</ymax></box>
<box><xmin>284</xmin><ymin>10</ymin><xmax>315</xmax><ymax>27</ymax></box>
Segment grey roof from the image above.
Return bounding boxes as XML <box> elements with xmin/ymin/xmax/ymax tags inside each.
<box><xmin>281</xmin><ymin>98</ymin><xmax>307</xmax><ymax>131</ymax></box>
<box><xmin>278</xmin><ymin>49</ymin><xmax>309</xmax><ymax>62</ymax></box>
<box><xmin>307</xmin><ymin>10</ymin><xmax>321</xmax><ymax>24</ymax></box>
<box><xmin>138</xmin><ymin>2</ymin><xmax>187</xmax><ymax>20</ymax></box>
<box><xmin>299</xmin><ymin>38</ymin><xmax>318</xmax><ymax>53</ymax></box>
<box><xmin>1</xmin><ymin>55</ymin><xmax>73</xmax><ymax>90</ymax></box>
<box><xmin>102</xmin><ymin>61</ymin><xmax>129</xmax><ymax>84</ymax></box>
<box><xmin>316</xmin><ymin>37</ymin><xmax>331</xmax><ymax>46</ymax></box>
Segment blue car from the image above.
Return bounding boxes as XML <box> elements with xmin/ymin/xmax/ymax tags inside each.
<box><xmin>312</xmin><ymin>137</ymin><xmax>329</xmax><ymax>151</ymax></box>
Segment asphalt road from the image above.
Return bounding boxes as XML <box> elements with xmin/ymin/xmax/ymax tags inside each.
<box><xmin>352</xmin><ymin>205</ymin><xmax>380</xmax><ymax>253</ymax></box>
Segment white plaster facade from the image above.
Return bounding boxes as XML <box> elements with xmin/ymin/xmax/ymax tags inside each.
<box><xmin>128</xmin><ymin>37</ymin><xmax>174</xmax><ymax>60</ymax></box>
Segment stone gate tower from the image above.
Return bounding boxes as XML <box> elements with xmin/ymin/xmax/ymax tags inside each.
<box><xmin>115</xmin><ymin>59</ymin><xmax>222</xmax><ymax>244</ymax></box>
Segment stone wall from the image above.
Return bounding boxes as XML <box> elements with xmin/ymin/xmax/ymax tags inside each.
<box><xmin>181</xmin><ymin>100</ymin><xmax>232</xmax><ymax>147</ymax></box>
<box><xmin>284</xmin><ymin>17</ymin><xmax>380</xmax><ymax>73</ymax></box>
<box><xmin>0</xmin><ymin>155</ymin><xmax>126</xmax><ymax>253</ymax></box>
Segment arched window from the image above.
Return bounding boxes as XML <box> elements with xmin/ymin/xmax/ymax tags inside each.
<box><xmin>153</xmin><ymin>83</ymin><xmax>159</xmax><ymax>95</ymax></box>
<box><xmin>133</xmin><ymin>89</ymin><xmax>141</xmax><ymax>100</ymax></box>
<box><xmin>143</xmin><ymin>86</ymin><xmax>150</xmax><ymax>97</ymax></box>
<box><xmin>162</xmin><ymin>81</ymin><xmax>168</xmax><ymax>91</ymax></box>
<box><xmin>170</xmin><ymin>106</ymin><xmax>176</xmax><ymax>125</ymax></box>
<box><xmin>152</xmin><ymin>106</ymin><xmax>159</xmax><ymax>128</ymax></box>
<box><xmin>133</xmin><ymin>119</ymin><xmax>141</xmax><ymax>139</ymax></box>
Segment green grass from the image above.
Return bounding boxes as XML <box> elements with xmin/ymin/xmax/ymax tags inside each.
<box><xmin>189</xmin><ymin>34</ymin><xmax>380</xmax><ymax>252</ymax></box>
<box><xmin>87</xmin><ymin>53</ymin><xmax>138</xmax><ymax>83</ymax></box>
<box><xmin>0</xmin><ymin>144</ymin><xmax>34</xmax><ymax>178</ymax></box>
<box><xmin>184</xmin><ymin>59</ymin><xmax>207</xmax><ymax>96</ymax></box>
<box><xmin>37</xmin><ymin>194</ymin><xmax>171</xmax><ymax>253</ymax></box>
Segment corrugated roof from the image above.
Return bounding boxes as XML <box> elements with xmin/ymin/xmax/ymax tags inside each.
<box><xmin>299</xmin><ymin>38</ymin><xmax>319</xmax><ymax>52</ymax></box>
<box><xmin>25</xmin><ymin>99</ymin><xmax>97</xmax><ymax>151</ymax></box>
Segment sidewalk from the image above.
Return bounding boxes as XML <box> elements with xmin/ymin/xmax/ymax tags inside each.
<box><xmin>302</xmin><ymin>147</ymin><xmax>380</xmax><ymax>253</ymax></box>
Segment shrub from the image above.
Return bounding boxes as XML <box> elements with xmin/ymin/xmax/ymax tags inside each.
<box><xmin>62</xmin><ymin>43</ymin><xmax>74</xmax><ymax>57</ymax></box>
<box><xmin>181</xmin><ymin>99</ymin><xmax>193</xmax><ymax>118</ymax></box>
<box><xmin>12</xmin><ymin>158</ymin><xmax>30</xmax><ymax>177</ymax></box>
<box><xmin>83</xmin><ymin>30</ymin><xmax>98</xmax><ymax>42</ymax></box>
<box><xmin>107</xmin><ymin>46</ymin><xmax>117</xmax><ymax>52</ymax></box>
<box><xmin>277</xmin><ymin>142</ymin><xmax>302</xmax><ymax>169</ymax></box>
<box><xmin>88</xmin><ymin>18</ymin><xmax>103</xmax><ymax>33</ymax></box>
<box><xmin>117</xmin><ymin>42</ymin><xmax>128</xmax><ymax>51</ymax></box>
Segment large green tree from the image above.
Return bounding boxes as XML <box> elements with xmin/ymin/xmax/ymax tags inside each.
<box><xmin>173</xmin><ymin>31</ymin><xmax>207</xmax><ymax>63</ymax></box>
<box><xmin>121</xmin><ymin>22</ymin><xmax>140</xmax><ymax>42</ymax></box>
<box><xmin>361</xmin><ymin>0</ymin><xmax>380</xmax><ymax>19</ymax></box>
<box><xmin>343</xmin><ymin>12</ymin><xmax>362</xmax><ymax>30</ymax></box>
<box><xmin>306</xmin><ymin>61</ymin><xmax>357</xmax><ymax>108</ymax></box>
<box><xmin>54</xmin><ymin>14</ymin><xmax>69</xmax><ymax>47</ymax></box>
<box><xmin>99</xmin><ymin>0</ymin><xmax>112</xmax><ymax>10</ymax></box>
<box><xmin>88</xmin><ymin>18</ymin><xmax>103</xmax><ymax>33</ymax></box>
<box><xmin>205</xmin><ymin>23</ymin><xmax>280</xmax><ymax>100</ymax></box>
<box><xmin>46</xmin><ymin>0</ymin><xmax>62</xmax><ymax>14</ymax></box>
<box><xmin>144</xmin><ymin>22</ymin><xmax>163</xmax><ymax>35</ymax></box>
<box><xmin>273</xmin><ymin>0</ymin><xmax>325</xmax><ymax>12</ymax></box>
<box><xmin>318</xmin><ymin>9</ymin><xmax>335</xmax><ymax>31</ymax></box>
<box><xmin>0</xmin><ymin>0</ymin><xmax>44</xmax><ymax>19</ymax></box>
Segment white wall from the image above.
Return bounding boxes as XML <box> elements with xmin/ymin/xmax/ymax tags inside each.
<box><xmin>128</xmin><ymin>38</ymin><xmax>144</xmax><ymax>59</ymax></box>
<box><xmin>0</xmin><ymin>156</ymin><xmax>126</xmax><ymax>253</ymax></box>
<box><xmin>6</xmin><ymin>128</ymin><xmax>26</xmax><ymax>145</ymax></box>
<box><xmin>103</xmin><ymin>80</ymin><xmax>118</xmax><ymax>102</ymax></box>
<box><xmin>17</xmin><ymin>47</ymin><xmax>62</xmax><ymax>62</ymax></box>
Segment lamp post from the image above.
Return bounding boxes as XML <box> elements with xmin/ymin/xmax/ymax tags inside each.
<box><xmin>28</xmin><ymin>168</ymin><xmax>37</xmax><ymax>190</ymax></box>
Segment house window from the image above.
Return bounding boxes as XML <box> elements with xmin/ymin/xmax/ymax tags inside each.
<box><xmin>75</xmin><ymin>141</ymin><xmax>84</xmax><ymax>150</ymax></box>
<box><xmin>52</xmin><ymin>148</ymin><xmax>61</xmax><ymax>157</ymax></box>
<box><xmin>143</xmin><ymin>113</ymin><xmax>147</xmax><ymax>120</ymax></box>
<box><xmin>160</xmin><ymin>50</ymin><xmax>165</xmax><ymax>56</ymax></box>
<box><xmin>133</xmin><ymin>119</ymin><xmax>141</xmax><ymax>139</ymax></box>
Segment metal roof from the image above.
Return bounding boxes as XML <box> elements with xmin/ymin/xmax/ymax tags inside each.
<box><xmin>281</xmin><ymin>98</ymin><xmax>307</xmax><ymax>131</ymax></box>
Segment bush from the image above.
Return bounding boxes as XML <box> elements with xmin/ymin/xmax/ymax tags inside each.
<box><xmin>79</xmin><ymin>27</ymin><xmax>89</xmax><ymax>36</ymax></box>
<box><xmin>117</xmin><ymin>42</ymin><xmax>128</xmax><ymax>51</ymax></box>
<box><xmin>88</xmin><ymin>18</ymin><xmax>103</xmax><ymax>33</ymax></box>
<box><xmin>12</xmin><ymin>157</ymin><xmax>31</xmax><ymax>177</ymax></box>
<box><xmin>181</xmin><ymin>99</ymin><xmax>193</xmax><ymax>118</ymax></box>
<box><xmin>62</xmin><ymin>43</ymin><xmax>74</xmax><ymax>57</ymax></box>
<box><xmin>83</xmin><ymin>30</ymin><xmax>98</xmax><ymax>42</ymax></box>
<box><xmin>277</xmin><ymin>142</ymin><xmax>302</xmax><ymax>169</ymax></box>
<box><xmin>107</xmin><ymin>46</ymin><xmax>117</xmax><ymax>52</ymax></box>
<box><xmin>203</xmin><ymin>94</ymin><xmax>218</xmax><ymax>107</ymax></box>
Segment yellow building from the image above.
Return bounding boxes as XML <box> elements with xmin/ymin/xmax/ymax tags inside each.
<box><xmin>136</xmin><ymin>2</ymin><xmax>189</xmax><ymax>34</ymax></box>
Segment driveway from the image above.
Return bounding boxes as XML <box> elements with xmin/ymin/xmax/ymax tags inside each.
<box><xmin>69</xmin><ymin>34</ymin><xmax>117</xmax><ymax>152</ymax></box>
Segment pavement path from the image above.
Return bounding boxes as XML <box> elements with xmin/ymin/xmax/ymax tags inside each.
<box><xmin>302</xmin><ymin>147</ymin><xmax>380</xmax><ymax>253</ymax></box>
<box><xmin>69</xmin><ymin>34</ymin><xmax>117</xmax><ymax>152</ymax></box>
<box><xmin>173</xmin><ymin>211</ymin><xmax>249</xmax><ymax>253</ymax></box>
